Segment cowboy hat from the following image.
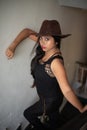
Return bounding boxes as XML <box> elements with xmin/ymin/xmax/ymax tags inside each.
<box><xmin>37</xmin><ymin>20</ymin><xmax>71</xmax><ymax>38</ymax></box>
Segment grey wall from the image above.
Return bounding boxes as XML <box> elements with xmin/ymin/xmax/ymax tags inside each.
<box><xmin>0</xmin><ymin>0</ymin><xmax>87</xmax><ymax>129</ymax></box>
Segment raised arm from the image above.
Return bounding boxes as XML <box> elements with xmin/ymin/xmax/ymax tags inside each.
<box><xmin>5</xmin><ymin>28</ymin><xmax>38</xmax><ymax>59</ymax></box>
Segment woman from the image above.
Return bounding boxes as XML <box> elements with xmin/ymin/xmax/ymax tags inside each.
<box><xmin>6</xmin><ymin>20</ymin><xmax>87</xmax><ymax>130</ymax></box>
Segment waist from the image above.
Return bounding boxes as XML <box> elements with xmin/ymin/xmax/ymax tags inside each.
<box><xmin>40</xmin><ymin>95</ymin><xmax>59</xmax><ymax>102</ymax></box>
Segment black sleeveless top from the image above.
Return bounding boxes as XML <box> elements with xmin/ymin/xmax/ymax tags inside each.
<box><xmin>34</xmin><ymin>54</ymin><xmax>63</xmax><ymax>103</ymax></box>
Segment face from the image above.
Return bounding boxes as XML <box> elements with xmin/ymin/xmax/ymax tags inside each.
<box><xmin>39</xmin><ymin>36</ymin><xmax>57</xmax><ymax>52</ymax></box>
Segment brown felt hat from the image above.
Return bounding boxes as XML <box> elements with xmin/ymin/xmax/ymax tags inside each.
<box><xmin>37</xmin><ymin>20</ymin><xmax>71</xmax><ymax>38</ymax></box>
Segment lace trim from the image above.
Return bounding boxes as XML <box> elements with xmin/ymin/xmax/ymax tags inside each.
<box><xmin>39</xmin><ymin>59</ymin><xmax>44</xmax><ymax>65</ymax></box>
<box><xmin>39</xmin><ymin>60</ymin><xmax>54</xmax><ymax>77</ymax></box>
<box><xmin>45</xmin><ymin>64</ymin><xmax>55</xmax><ymax>77</ymax></box>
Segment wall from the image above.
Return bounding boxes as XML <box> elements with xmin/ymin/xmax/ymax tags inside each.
<box><xmin>58</xmin><ymin>0</ymin><xmax>87</xmax><ymax>10</ymax></box>
<box><xmin>0</xmin><ymin>0</ymin><xmax>87</xmax><ymax>129</ymax></box>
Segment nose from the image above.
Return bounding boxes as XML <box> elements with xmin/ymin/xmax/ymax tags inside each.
<box><xmin>40</xmin><ymin>38</ymin><xmax>46</xmax><ymax>45</ymax></box>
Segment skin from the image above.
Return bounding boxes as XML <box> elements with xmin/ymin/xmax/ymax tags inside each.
<box><xmin>39</xmin><ymin>36</ymin><xmax>60</xmax><ymax>59</ymax></box>
<box><xmin>5</xmin><ymin>28</ymin><xmax>38</xmax><ymax>59</ymax></box>
<box><xmin>5</xmin><ymin>28</ymin><xmax>87</xmax><ymax>113</ymax></box>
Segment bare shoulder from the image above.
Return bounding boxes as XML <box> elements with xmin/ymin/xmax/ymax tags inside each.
<box><xmin>51</xmin><ymin>58</ymin><xmax>65</xmax><ymax>74</ymax></box>
<box><xmin>51</xmin><ymin>57</ymin><xmax>64</xmax><ymax>67</ymax></box>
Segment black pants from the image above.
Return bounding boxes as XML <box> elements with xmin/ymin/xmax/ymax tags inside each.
<box><xmin>24</xmin><ymin>97</ymin><xmax>62</xmax><ymax>130</ymax></box>
<box><xmin>24</xmin><ymin>99</ymin><xmax>87</xmax><ymax>130</ymax></box>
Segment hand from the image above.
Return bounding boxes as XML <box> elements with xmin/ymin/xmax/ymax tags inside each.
<box><xmin>5</xmin><ymin>47</ymin><xmax>14</xmax><ymax>59</ymax></box>
<box><xmin>81</xmin><ymin>105</ymin><xmax>87</xmax><ymax>113</ymax></box>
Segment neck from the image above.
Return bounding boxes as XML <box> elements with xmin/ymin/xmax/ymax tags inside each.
<box><xmin>41</xmin><ymin>47</ymin><xmax>61</xmax><ymax>62</ymax></box>
<box><xmin>45</xmin><ymin>47</ymin><xmax>60</xmax><ymax>56</ymax></box>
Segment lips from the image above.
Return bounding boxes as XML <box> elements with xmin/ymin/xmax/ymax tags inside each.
<box><xmin>41</xmin><ymin>46</ymin><xmax>46</xmax><ymax>49</ymax></box>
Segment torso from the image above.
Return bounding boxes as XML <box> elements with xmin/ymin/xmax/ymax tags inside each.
<box><xmin>34</xmin><ymin>53</ymin><xmax>64</xmax><ymax>107</ymax></box>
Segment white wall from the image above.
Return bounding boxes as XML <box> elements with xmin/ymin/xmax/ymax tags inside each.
<box><xmin>0</xmin><ymin>0</ymin><xmax>87</xmax><ymax>129</ymax></box>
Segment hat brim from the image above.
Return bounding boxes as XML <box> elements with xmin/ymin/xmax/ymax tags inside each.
<box><xmin>36</xmin><ymin>33</ymin><xmax>71</xmax><ymax>38</ymax></box>
<box><xmin>56</xmin><ymin>34</ymin><xmax>71</xmax><ymax>38</ymax></box>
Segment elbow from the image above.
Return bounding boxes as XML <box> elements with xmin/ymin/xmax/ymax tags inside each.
<box><xmin>62</xmin><ymin>87</ymin><xmax>73</xmax><ymax>97</ymax></box>
<box><xmin>20</xmin><ymin>28</ymin><xmax>32</xmax><ymax>37</ymax></box>
<box><xmin>23</xmin><ymin>28</ymin><xmax>36</xmax><ymax>36</ymax></box>
<box><xmin>23</xmin><ymin>28</ymin><xmax>31</xmax><ymax>33</ymax></box>
<box><xmin>23</xmin><ymin>28</ymin><xmax>30</xmax><ymax>31</ymax></box>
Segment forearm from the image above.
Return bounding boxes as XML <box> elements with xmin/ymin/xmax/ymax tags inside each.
<box><xmin>64</xmin><ymin>89</ymin><xmax>83</xmax><ymax>112</ymax></box>
<box><xmin>8</xmin><ymin>28</ymin><xmax>37</xmax><ymax>52</ymax></box>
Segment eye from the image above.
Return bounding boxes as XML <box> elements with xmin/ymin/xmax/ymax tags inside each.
<box><xmin>45</xmin><ymin>37</ymin><xmax>49</xmax><ymax>41</ymax></box>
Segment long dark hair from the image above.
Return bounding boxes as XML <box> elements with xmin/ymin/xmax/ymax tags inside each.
<box><xmin>31</xmin><ymin>36</ymin><xmax>61</xmax><ymax>87</ymax></box>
